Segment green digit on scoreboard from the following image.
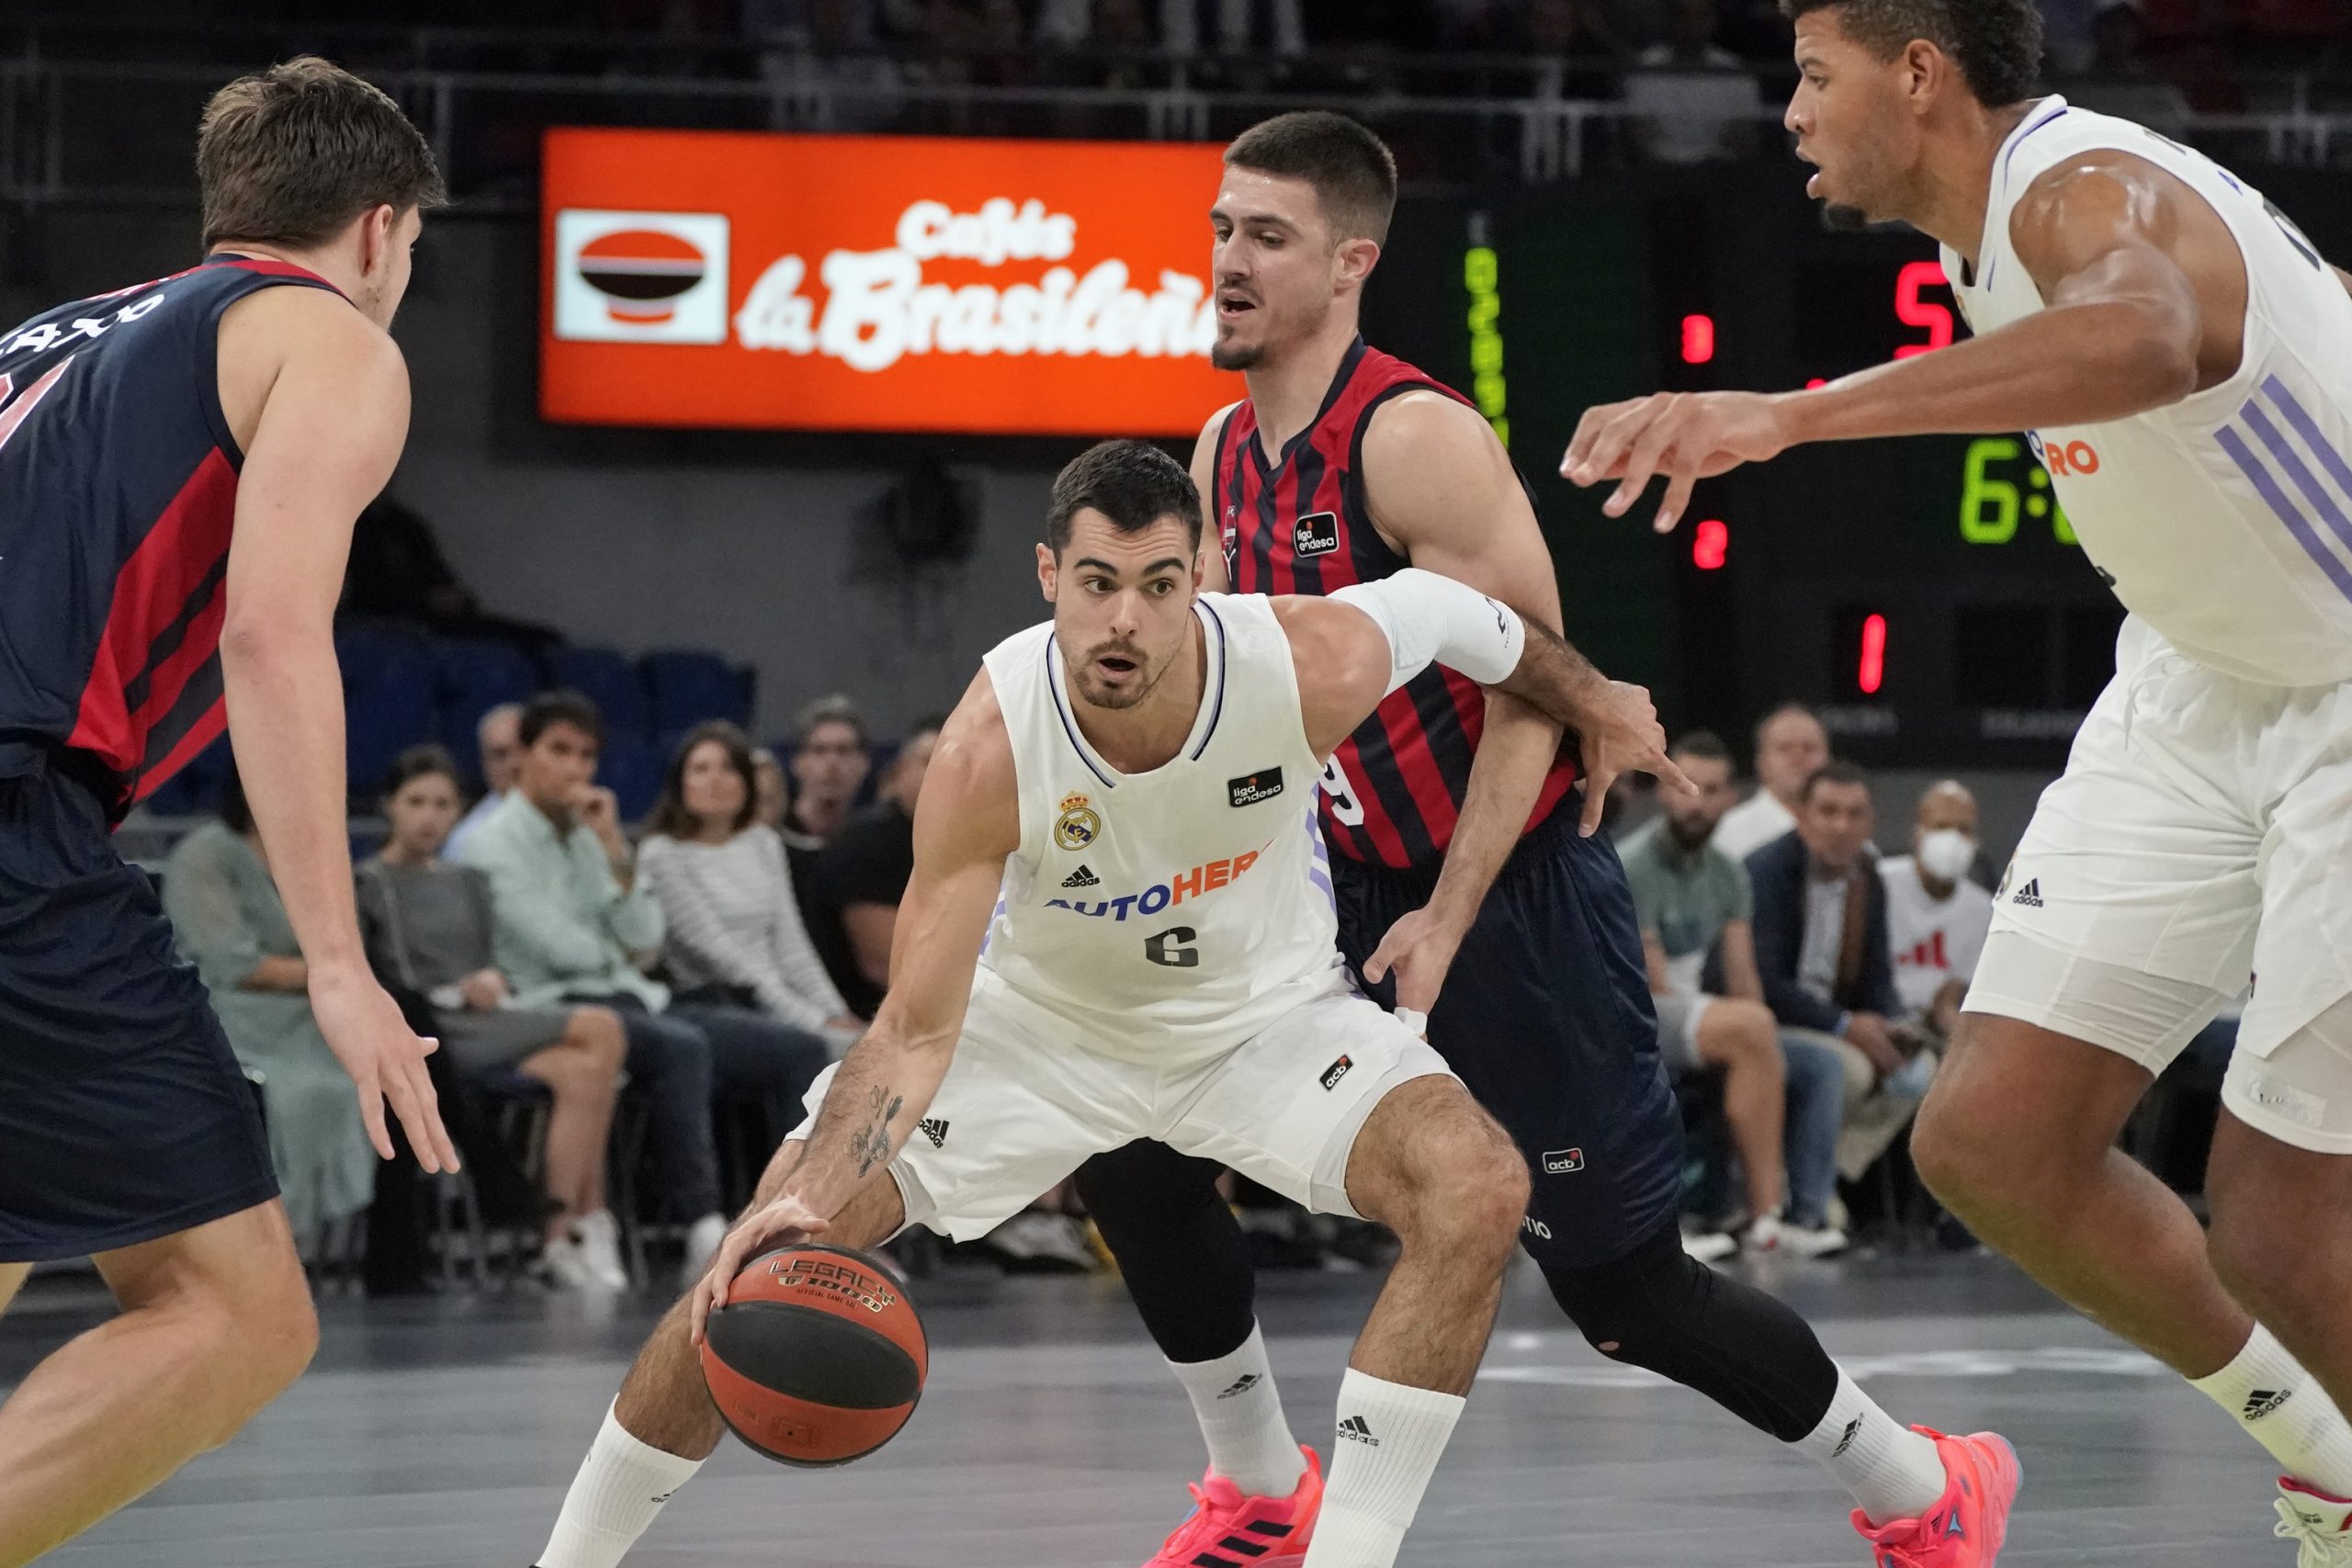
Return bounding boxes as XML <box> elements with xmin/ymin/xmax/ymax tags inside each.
<box><xmin>1960</xmin><ymin>436</ymin><xmax>2020</xmax><ymax>543</ymax></box>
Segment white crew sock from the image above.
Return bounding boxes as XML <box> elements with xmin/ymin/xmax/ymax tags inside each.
<box><xmin>1169</xmin><ymin>1322</ymin><xmax>1308</xmax><ymax>1497</ymax></box>
<box><xmin>1302</xmin><ymin>1370</ymin><xmax>1465</xmax><ymax>1568</ymax></box>
<box><xmin>537</xmin><ymin>1401</ymin><xmax>706</xmax><ymax>1568</ymax></box>
<box><xmin>1796</xmin><ymin>1368</ymin><xmax>1951</xmax><ymax>1526</ymax></box>
<box><xmin>2190</xmin><ymin>1323</ymin><xmax>2352</xmax><ymax>1497</ymax></box>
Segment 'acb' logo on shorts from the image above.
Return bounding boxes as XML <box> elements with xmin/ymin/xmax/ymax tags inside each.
<box><xmin>1054</xmin><ymin>792</ymin><xmax>1102</xmax><ymax>852</ymax></box>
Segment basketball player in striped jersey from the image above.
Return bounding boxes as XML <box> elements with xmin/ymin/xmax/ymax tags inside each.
<box><xmin>1076</xmin><ymin>113</ymin><xmax>2020</xmax><ymax>1568</ymax></box>
<box><xmin>0</xmin><ymin>60</ymin><xmax>456</xmax><ymax>1563</ymax></box>
<box><xmin>1564</xmin><ymin>0</ymin><xmax>2352</xmax><ymax>1557</ymax></box>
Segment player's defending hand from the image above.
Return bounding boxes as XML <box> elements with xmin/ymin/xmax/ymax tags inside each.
<box><xmin>1560</xmin><ymin>390</ymin><xmax>1793</xmax><ymax>534</ymax></box>
<box><xmin>692</xmin><ymin>1191</ymin><xmax>830</xmax><ymax>1346</ymax></box>
<box><xmin>308</xmin><ymin>960</ymin><xmax>462</xmax><ymax>1173</ymax></box>
<box><xmin>1363</xmin><ymin>906</ymin><xmax>1465</xmax><ymax>1036</ymax></box>
<box><xmin>1573</xmin><ymin>680</ymin><xmax>1697</xmax><ymax>834</ymax></box>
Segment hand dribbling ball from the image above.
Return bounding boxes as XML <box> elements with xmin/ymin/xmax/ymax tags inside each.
<box><xmin>698</xmin><ymin>1243</ymin><xmax>929</xmax><ymax>1466</ymax></box>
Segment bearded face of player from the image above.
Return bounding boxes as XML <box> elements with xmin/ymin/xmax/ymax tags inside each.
<box><xmin>1208</xmin><ymin>168</ymin><xmax>1378</xmax><ymax>373</ymax></box>
<box><xmin>1037</xmin><ymin>510</ymin><xmax>1203</xmax><ymax>712</ymax></box>
<box><xmin>1785</xmin><ymin>9</ymin><xmax>1929</xmax><ymax>231</ymax></box>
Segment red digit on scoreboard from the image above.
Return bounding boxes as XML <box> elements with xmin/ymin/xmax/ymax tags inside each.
<box><xmin>1893</xmin><ymin>260</ymin><xmax>1952</xmax><ymax>359</ymax></box>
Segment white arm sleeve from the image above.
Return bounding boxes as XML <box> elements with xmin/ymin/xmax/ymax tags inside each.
<box><xmin>1328</xmin><ymin>568</ymin><xmax>1527</xmax><ymax>695</ymax></box>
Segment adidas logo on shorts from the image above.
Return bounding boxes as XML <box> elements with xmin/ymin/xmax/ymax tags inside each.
<box><xmin>916</xmin><ymin>1118</ymin><xmax>951</xmax><ymax>1148</ymax></box>
<box><xmin>1061</xmin><ymin>863</ymin><xmax>1100</xmax><ymax>888</ymax></box>
<box><xmin>1217</xmin><ymin>1373</ymin><xmax>1261</xmax><ymax>1399</ymax></box>
<box><xmin>1338</xmin><ymin>1416</ymin><xmax>1380</xmax><ymax>1447</ymax></box>
<box><xmin>2011</xmin><ymin>878</ymin><xmax>2044</xmax><ymax>908</ymax></box>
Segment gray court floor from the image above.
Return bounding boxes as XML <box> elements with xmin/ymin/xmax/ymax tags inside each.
<box><xmin>0</xmin><ymin>1249</ymin><xmax>2301</xmax><ymax>1565</ymax></box>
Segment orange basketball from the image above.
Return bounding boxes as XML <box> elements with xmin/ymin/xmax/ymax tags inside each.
<box><xmin>699</xmin><ymin>1244</ymin><xmax>930</xmax><ymax>1467</ymax></box>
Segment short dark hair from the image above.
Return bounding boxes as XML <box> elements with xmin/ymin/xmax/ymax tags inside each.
<box><xmin>198</xmin><ymin>56</ymin><xmax>447</xmax><ymax>251</ymax></box>
<box><xmin>1669</xmin><ymin>729</ymin><xmax>1733</xmax><ymax>764</ymax></box>
<box><xmin>384</xmin><ymin>743</ymin><xmax>460</xmax><ymax>800</ymax></box>
<box><xmin>1780</xmin><ymin>0</ymin><xmax>2042</xmax><ymax>107</ymax></box>
<box><xmin>647</xmin><ymin>721</ymin><xmax>759</xmax><ymax>841</ymax></box>
<box><xmin>1225</xmin><ymin>111</ymin><xmax>1398</xmax><ymax>246</ymax></box>
<box><xmin>1800</xmin><ymin>760</ymin><xmax>1872</xmax><ymax>804</ymax></box>
<box><xmin>519</xmin><ymin>690</ymin><xmax>605</xmax><ymax>750</ymax></box>
<box><xmin>1046</xmin><ymin>440</ymin><xmax>1203</xmax><ymax>558</ymax></box>
<box><xmin>793</xmin><ymin>694</ymin><xmax>868</xmax><ymax>749</ymax></box>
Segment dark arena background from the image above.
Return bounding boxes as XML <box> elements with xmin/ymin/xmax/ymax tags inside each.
<box><xmin>4</xmin><ymin>1</ymin><xmax>2351</xmax><ymax>1563</ymax></box>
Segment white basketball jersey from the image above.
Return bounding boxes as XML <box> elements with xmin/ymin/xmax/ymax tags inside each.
<box><xmin>977</xmin><ymin>592</ymin><xmax>1346</xmax><ymax>1065</ymax></box>
<box><xmin>1944</xmin><ymin>97</ymin><xmax>2352</xmax><ymax>686</ymax></box>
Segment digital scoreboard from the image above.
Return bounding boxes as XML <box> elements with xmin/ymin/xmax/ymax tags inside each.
<box><xmin>1372</xmin><ymin>163</ymin><xmax>2351</xmax><ymax>767</ymax></box>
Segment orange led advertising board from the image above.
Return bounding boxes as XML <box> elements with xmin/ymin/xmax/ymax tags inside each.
<box><xmin>540</xmin><ymin>128</ymin><xmax>1238</xmax><ymax>434</ymax></box>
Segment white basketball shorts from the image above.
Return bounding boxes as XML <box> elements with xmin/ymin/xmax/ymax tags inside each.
<box><xmin>1967</xmin><ymin>615</ymin><xmax>2352</xmax><ymax>1151</ymax></box>
<box><xmin>788</xmin><ymin>969</ymin><xmax>1456</xmax><ymax>1240</ymax></box>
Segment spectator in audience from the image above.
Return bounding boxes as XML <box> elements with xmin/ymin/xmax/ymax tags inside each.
<box><xmin>162</xmin><ymin>765</ymin><xmax>374</xmax><ymax>1246</ymax></box>
<box><xmin>445</xmin><ymin>702</ymin><xmax>523</xmax><ymax>862</ymax></box>
<box><xmin>756</xmin><ymin>0</ymin><xmax>905</xmax><ymax>131</ymax></box>
<box><xmin>639</xmin><ymin>722</ymin><xmax>865</xmax><ymax>1056</ymax></box>
<box><xmin>808</xmin><ymin>716</ymin><xmax>943</xmax><ymax>1018</ymax></box>
<box><xmin>1626</xmin><ymin>0</ymin><xmax>1763</xmax><ymax>164</ymax></box>
<box><xmin>357</xmin><ymin>746</ymin><xmax>631</xmax><ymax>1292</ymax></box>
<box><xmin>749</xmin><ymin>746</ymin><xmax>790</xmax><ymax>833</ymax></box>
<box><xmin>1165</xmin><ymin>0</ymin><xmax>1306</xmax><ymax>59</ymax></box>
<box><xmin>459</xmin><ymin>691</ymin><xmax>830</xmax><ymax>1280</ymax></box>
<box><xmin>1878</xmin><ymin>780</ymin><xmax>1994</xmax><ymax>1045</ymax></box>
<box><xmin>780</xmin><ymin>693</ymin><xmax>873</xmax><ymax>930</ymax></box>
<box><xmin>1747</xmin><ymin>762</ymin><xmax>1936</xmax><ymax>1185</ymax></box>
<box><xmin>2067</xmin><ymin>0</ymin><xmax>2194</xmax><ymax>136</ymax></box>
<box><xmin>1713</xmin><ymin>701</ymin><xmax>1830</xmax><ymax>861</ymax></box>
<box><xmin>1622</xmin><ymin>732</ymin><xmax>1852</xmax><ymax>1258</ymax></box>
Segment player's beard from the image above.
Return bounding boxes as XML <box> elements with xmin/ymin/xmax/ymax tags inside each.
<box><xmin>1818</xmin><ymin>201</ymin><xmax>1872</xmax><ymax>232</ymax></box>
<box><xmin>1211</xmin><ymin>334</ymin><xmax>1265</xmax><ymax>372</ymax></box>
<box><xmin>1074</xmin><ymin>640</ymin><xmax>1174</xmax><ymax>711</ymax></box>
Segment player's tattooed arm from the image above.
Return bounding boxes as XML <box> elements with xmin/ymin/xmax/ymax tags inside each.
<box><xmin>763</xmin><ymin>670</ymin><xmax>1021</xmax><ymax>1225</ymax></box>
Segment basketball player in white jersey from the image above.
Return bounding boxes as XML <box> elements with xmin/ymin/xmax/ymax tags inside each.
<box><xmin>1562</xmin><ymin>0</ymin><xmax>2352</xmax><ymax>1557</ymax></box>
<box><xmin>528</xmin><ymin>439</ymin><xmax>1687</xmax><ymax>1568</ymax></box>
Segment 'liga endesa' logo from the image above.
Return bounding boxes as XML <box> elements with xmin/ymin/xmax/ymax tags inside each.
<box><xmin>731</xmin><ymin>197</ymin><xmax>1217</xmax><ymax>373</ymax></box>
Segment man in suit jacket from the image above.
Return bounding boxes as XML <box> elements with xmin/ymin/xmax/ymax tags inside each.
<box><xmin>1743</xmin><ymin>761</ymin><xmax>1933</xmax><ymax>1182</ymax></box>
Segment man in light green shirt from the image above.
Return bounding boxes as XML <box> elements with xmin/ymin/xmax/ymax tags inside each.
<box><xmin>458</xmin><ymin>692</ymin><xmax>830</xmax><ymax>1281</ymax></box>
<box><xmin>1619</xmin><ymin>731</ymin><xmax>1849</xmax><ymax>1255</ymax></box>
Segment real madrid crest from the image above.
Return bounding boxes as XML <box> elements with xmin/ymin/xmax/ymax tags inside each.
<box><xmin>1054</xmin><ymin>792</ymin><xmax>1102</xmax><ymax>852</ymax></box>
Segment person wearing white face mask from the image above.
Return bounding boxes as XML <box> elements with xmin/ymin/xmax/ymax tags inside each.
<box><xmin>1879</xmin><ymin>781</ymin><xmax>1996</xmax><ymax>1047</ymax></box>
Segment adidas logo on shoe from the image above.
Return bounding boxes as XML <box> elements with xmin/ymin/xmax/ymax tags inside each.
<box><xmin>1338</xmin><ymin>1416</ymin><xmax>1380</xmax><ymax>1447</ymax></box>
<box><xmin>2012</xmin><ymin>878</ymin><xmax>2044</xmax><ymax>908</ymax></box>
<box><xmin>917</xmin><ymin>1118</ymin><xmax>951</xmax><ymax>1147</ymax></box>
<box><xmin>1216</xmin><ymin>1373</ymin><xmax>1261</xmax><ymax>1399</ymax></box>
<box><xmin>1061</xmin><ymin>863</ymin><xmax>1100</xmax><ymax>888</ymax></box>
<box><xmin>2245</xmin><ymin>1387</ymin><xmax>2293</xmax><ymax>1421</ymax></box>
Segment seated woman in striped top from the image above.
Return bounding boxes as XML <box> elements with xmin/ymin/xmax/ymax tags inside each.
<box><xmin>637</xmin><ymin>724</ymin><xmax>865</xmax><ymax>1062</ymax></box>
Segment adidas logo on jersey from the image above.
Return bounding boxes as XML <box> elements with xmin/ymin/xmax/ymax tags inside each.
<box><xmin>1217</xmin><ymin>1373</ymin><xmax>1261</xmax><ymax>1399</ymax></box>
<box><xmin>916</xmin><ymin>1118</ymin><xmax>951</xmax><ymax>1148</ymax></box>
<box><xmin>2245</xmin><ymin>1388</ymin><xmax>2293</xmax><ymax>1422</ymax></box>
<box><xmin>1060</xmin><ymin>863</ymin><xmax>1100</xmax><ymax>888</ymax></box>
<box><xmin>1338</xmin><ymin>1416</ymin><xmax>1379</xmax><ymax>1446</ymax></box>
<box><xmin>2012</xmin><ymin>878</ymin><xmax>2044</xmax><ymax>908</ymax></box>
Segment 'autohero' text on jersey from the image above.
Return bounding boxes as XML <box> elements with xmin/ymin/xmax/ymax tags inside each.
<box><xmin>1043</xmin><ymin>850</ymin><xmax>1262</xmax><ymax>921</ymax></box>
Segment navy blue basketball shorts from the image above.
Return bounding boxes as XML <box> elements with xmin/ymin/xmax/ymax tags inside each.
<box><xmin>1335</xmin><ymin>798</ymin><xmax>1685</xmax><ymax>1272</ymax></box>
<box><xmin>0</xmin><ymin>752</ymin><xmax>278</xmax><ymax>1263</ymax></box>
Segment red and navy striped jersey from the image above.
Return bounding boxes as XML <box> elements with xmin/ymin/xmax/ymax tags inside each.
<box><xmin>1215</xmin><ymin>337</ymin><xmax>1578</xmax><ymax>869</ymax></box>
<box><xmin>0</xmin><ymin>254</ymin><xmax>345</xmax><ymax>820</ymax></box>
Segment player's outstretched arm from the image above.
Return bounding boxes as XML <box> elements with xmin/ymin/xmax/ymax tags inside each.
<box><xmin>222</xmin><ymin>289</ymin><xmax>458</xmax><ymax>1174</ymax></box>
<box><xmin>1279</xmin><ymin>574</ymin><xmax>1693</xmax><ymax>807</ymax></box>
<box><xmin>692</xmin><ymin>675</ymin><xmax>1019</xmax><ymax>1340</ymax></box>
<box><xmin>1562</xmin><ymin>150</ymin><xmax>2214</xmax><ymax>534</ymax></box>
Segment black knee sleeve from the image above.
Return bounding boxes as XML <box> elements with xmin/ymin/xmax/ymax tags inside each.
<box><xmin>1539</xmin><ymin>1218</ymin><xmax>1841</xmax><ymax>1443</ymax></box>
<box><xmin>1072</xmin><ymin>1140</ymin><xmax>1257</xmax><ymax>1364</ymax></box>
